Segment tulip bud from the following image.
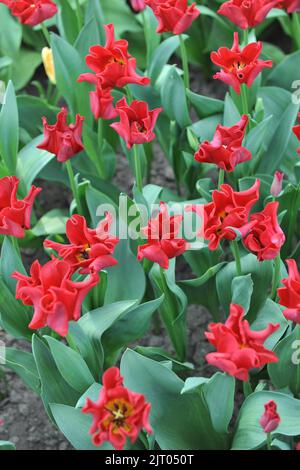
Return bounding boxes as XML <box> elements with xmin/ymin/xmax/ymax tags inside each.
<box><xmin>130</xmin><ymin>0</ymin><xmax>146</xmax><ymax>12</ymax></box>
<box><xmin>296</xmin><ymin>442</ymin><xmax>300</xmax><ymax>450</ymax></box>
<box><xmin>42</xmin><ymin>47</ymin><xmax>56</xmax><ymax>85</ymax></box>
<box><xmin>270</xmin><ymin>171</ymin><xmax>283</xmax><ymax>198</ymax></box>
<box><xmin>259</xmin><ymin>400</ymin><xmax>280</xmax><ymax>434</ymax></box>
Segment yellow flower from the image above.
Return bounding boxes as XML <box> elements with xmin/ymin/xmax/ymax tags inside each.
<box><xmin>42</xmin><ymin>47</ymin><xmax>56</xmax><ymax>85</ymax></box>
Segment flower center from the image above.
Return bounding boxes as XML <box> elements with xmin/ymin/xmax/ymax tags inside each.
<box><xmin>104</xmin><ymin>399</ymin><xmax>133</xmax><ymax>431</ymax></box>
<box><xmin>76</xmin><ymin>245</ymin><xmax>91</xmax><ymax>262</ymax></box>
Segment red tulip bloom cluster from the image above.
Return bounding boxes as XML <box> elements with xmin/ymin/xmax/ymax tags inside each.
<box><xmin>138</xmin><ymin>202</ymin><xmax>188</xmax><ymax>269</ymax></box>
<box><xmin>243</xmin><ymin>202</ymin><xmax>285</xmax><ymax>261</ymax></box>
<box><xmin>205</xmin><ymin>303</ymin><xmax>279</xmax><ymax>381</ymax></box>
<box><xmin>0</xmin><ymin>0</ymin><xmax>57</xmax><ymax>26</ymax></box>
<box><xmin>191</xmin><ymin>179</ymin><xmax>260</xmax><ymax>250</ymax></box>
<box><xmin>194</xmin><ymin>115</ymin><xmax>251</xmax><ymax>172</ymax></box>
<box><xmin>44</xmin><ymin>213</ymin><xmax>119</xmax><ymax>274</ymax></box>
<box><xmin>129</xmin><ymin>0</ymin><xmax>146</xmax><ymax>12</ymax></box>
<box><xmin>111</xmin><ymin>97</ymin><xmax>162</xmax><ymax>149</ymax></box>
<box><xmin>278</xmin><ymin>0</ymin><xmax>300</xmax><ymax>12</ymax></box>
<box><xmin>293</xmin><ymin>112</ymin><xmax>300</xmax><ymax>154</ymax></box>
<box><xmin>12</xmin><ymin>258</ymin><xmax>99</xmax><ymax>337</ymax></box>
<box><xmin>78</xmin><ymin>24</ymin><xmax>150</xmax><ymax>120</ymax></box>
<box><xmin>218</xmin><ymin>0</ymin><xmax>279</xmax><ymax>29</ymax></box>
<box><xmin>0</xmin><ymin>176</ymin><xmax>41</xmax><ymax>238</ymax></box>
<box><xmin>82</xmin><ymin>367</ymin><xmax>152</xmax><ymax>450</ymax></box>
<box><xmin>37</xmin><ymin>107</ymin><xmax>84</xmax><ymax>163</ymax></box>
<box><xmin>145</xmin><ymin>0</ymin><xmax>200</xmax><ymax>35</ymax></box>
<box><xmin>259</xmin><ymin>400</ymin><xmax>281</xmax><ymax>433</ymax></box>
<box><xmin>211</xmin><ymin>32</ymin><xmax>272</xmax><ymax>94</ymax></box>
<box><xmin>278</xmin><ymin>259</ymin><xmax>300</xmax><ymax>323</ymax></box>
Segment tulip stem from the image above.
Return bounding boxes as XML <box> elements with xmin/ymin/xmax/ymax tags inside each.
<box><xmin>270</xmin><ymin>254</ymin><xmax>281</xmax><ymax>300</ymax></box>
<box><xmin>266</xmin><ymin>433</ymin><xmax>272</xmax><ymax>450</ymax></box>
<box><xmin>141</xmin><ymin>10</ymin><xmax>150</xmax><ymax>68</ymax></box>
<box><xmin>133</xmin><ymin>144</ymin><xmax>143</xmax><ymax>193</ymax></box>
<box><xmin>75</xmin><ymin>0</ymin><xmax>83</xmax><ymax>31</ymax></box>
<box><xmin>218</xmin><ymin>169</ymin><xmax>225</xmax><ymax>189</ymax></box>
<box><xmin>179</xmin><ymin>35</ymin><xmax>190</xmax><ymax>90</ymax></box>
<box><xmin>243</xmin><ymin>28</ymin><xmax>249</xmax><ymax>46</ymax></box>
<box><xmin>231</xmin><ymin>240</ymin><xmax>242</xmax><ymax>276</ymax></box>
<box><xmin>240</xmin><ymin>84</ymin><xmax>248</xmax><ymax>117</ymax></box>
<box><xmin>41</xmin><ymin>23</ymin><xmax>51</xmax><ymax>46</ymax></box>
<box><xmin>242</xmin><ymin>380</ymin><xmax>252</xmax><ymax>398</ymax></box>
<box><xmin>65</xmin><ymin>160</ymin><xmax>83</xmax><ymax>215</ymax></box>
<box><xmin>292</xmin><ymin>13</ymin><xmax>300</xmax><ymax>50</ymax></box>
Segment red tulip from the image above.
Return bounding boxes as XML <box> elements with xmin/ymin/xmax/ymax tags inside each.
<box><xmin>78</xmin><ymin>24</ymin><xmax>150</xmax><ymax>89</ymax></box>
<box><xmin>278</xmin><ymin>0</ymin><xmax>300</xmax><ymax>12</ymax></box>
<box><xmin>44</xmin><ymin>213</ymin><xmax>119</xmax><ymax>274</ymax></box>
<box><xmin>296</xmin><ymin>442</ymin><xmax>300</xmax><ymax>450</ymax></box>
<box><xmin>205</xmin><ymin>303</ymin><xmax>280</xmax><ymax>381</ymax></box>
<box><xmin>0</xmin><ymin>176</ymin><xmax>41</xmax><ymax>238</ymax></box>
<box><xmin>278</xmin><ymin>259</ymin><xmax>300</xmax><ymax>323</ymax></box>
<box><xmin>293</xmin><ymin>112</ymin><xmax>300</xmax><ymax>154</ymax></box>
<box><xmin>82</xmin><ymin>367</ymin><xmax>152</xmax><ymax>450</ymax></box>
<box><xmin>137</xmin><ymin>202</ymin><xmax>188</xmax><ymax>269</ymax></box>
<box><xmin>145</xmin><ymin>0</ymin><xmax>200</xmax><ymax>34</ymax></box>
<box><xmin>218</xmin><ymin>0</ymin><xmax>279</xmax><ymax>29</ymax></box>
<box><xmin>211</xmin><ymin>32</ymin><xmax>272</xmax><ymax>94</ymax></box>
<box><xmin>110</xmin><ymin>97</ymin><xmax>162</xmax><ymax>149</ymax></box>
<box><xmin>1</xmin><ymin>0</ymin><xmax>57</xmax><ymax>26</ymax></box>
<box><xmin>130</xmin><ymin>0</ymin><xmax>146</xmax><ymax>11</ymax></box>
<box><xmin>86</xmin><ymin>76</ymin><xmax>117</xmax><ymax>120</ymax></box>
<box><xmin>194</xmin><ymin>115</ymin><xmax>251</xmax><ymax>172</ymax></box>
<box><xmin>37</xmin><ymin>108</ymin><xmax>84</xmax><ymax>163</ymax></box>
<box><xmin>259</xmin><ymin>400</ymin><xmax>281</xmax><ymax>433</ymax></box>
<box><xmin>270</xmin><ymin>171</ymin><xmax>284</xmax><ymax>197</ymax></box>
<box><xmin>190</xmin><ymin>179</ymin><xmax>260</xmax><ymax>251</ymax></box>
<box><xmin>243</xmin><ymin>202</ymin><xmax>285</xmax><ymax>261</ymax></box>
<box><xmin>12</xmin><ymin>258</ymin><xmax>99</xmax><ymax>337</ymax></box>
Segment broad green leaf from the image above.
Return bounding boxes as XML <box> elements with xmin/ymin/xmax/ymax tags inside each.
<box><xmin>11</xmin><ymin>49</ymin><xmax>41</xmax><ymax>91</ymax></box>
<box><xmin>0</xmin><ymin>81</ymin><xmax>18</xmax><ymax>173</ymax></box>
<box><xmin>17</xmin><ymin>95</ymin><xmax>59</xmax><ymax>138</ymax></box>
<box><xmin>31</xmin><ymin>209</ymin><xmax>68</xmax><ymax>237</ymax></box>
<box><xmin>76</xmin><ymin>382</ymin><xmax>101</xmax><ymax>408</ymax></box>
<box><xmin>186</xmin><ymin>90</ymin><xmax>224</xmax><ymax>119</ymax></box>
<box><xmin>0</xmin><ymin>441</ymin><xmax>16</xmax><ymax>450</ymax></box>
<box><xmin>267</xmin><ymin>51</ymin><xmax>300</xmax><ymax>90</ymax></box>
<box><xmin>161</xmin><ymin>66</ymin><xmax>191</xmax><ymax>128</ymax></box>
<box><xmin>4</xmin><ymin>347</ymin><xmax>40</xmax><ymax>394</ymax></box>
<box><xmin>149</xmin><ymin>35</ymin><xmax>185</xmax><ymax>83</ymax></box>
<box><xmin>0</xmin><ymin>5</ymin><xmax>22</xmax><ymax>57</ymax></box>
<box><xmin>0</xmin><ymin>237</ymin><xmax>26</xmax><ymax>293</ymax></box>
<box><xmin>231</xmin><ymin>274</ymin><xmax>254</xmax><ymax>314</ymax></box>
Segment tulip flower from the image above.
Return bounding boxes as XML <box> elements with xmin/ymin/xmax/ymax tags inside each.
<box><xmin>278</xmin><ymin>0</ymin><xmax>300</xmax><ymax>12</ymax></box>
<box><xmin>41</xmin><ymin>47</ymin><xmax>56</xmax><ymax>85</ymax></box>
<box><xmin>205</xmin><ymin>303</ymin><xmax>280</xmax><ymax>381</ymax></box>
<box><xmin>37</xmin><ymin>107</ymin><xmax>84</xmax><ymax>163</ymax></box>
<box><xmin>259</xmin><ymin>400</ymin><xmax>281</xmax><ymax>433</ymax></box>
<box><xmin>82</xmin><ymin>367</ymin><xmax>152</xmax><ymax>450</ymax></box>
<box><xmin>218</xmin><ymin>0</ymin><xmax>279</xmax><ymax>29</ymax></box>
<box><xmin>293</xmin><ymin>112</ymin><xmax>300</xmax><ymax>153</ymax></box>
<box><xmin>138</xmin><ymin>202</ymin><xmax>188</xmax><ymax>269</ymax></box>
<box><xmin>0</xmin><ymin>176</ymin><xmax>41</xmax><ymax>238</ymax></box>
<box><xmin>110</xmin><ymin>97</ymin><xmax>162</xmax><ymax>149</ymax></box>
<box><xmin>270</xmin><ymin>171</ymin><xmax>284</xmax><ymax>198</ymax></box>
<box><xmin>12</xmin><ymin>258</ymin><xmax>99</xmax><ymax>337</ymax></box>
<box><xmin>0</xmin><ymin>0</ymin><xmax>57</xmax><ymax>26</ymax></box>
<box><xmin>211</xmin><ymin>32</ymin><xmax>273</xmax><ymax>94</ymax></box>
<box><xmin>130</xmin><ymin>0</ymin><xmax>146</xmax><ymax>11</ymax></box>
<box><xmin>44</xmin><ymin>213</ymin><xmax>119</xmax><ymax>274</ymax></box>
<box><xmin>145</xmin><ymin>0</ymin><xmax>200</xmax><ymax>35</ymax></box>
<box><xmin>194</xmin><ymin>115</ymin><xmax>251</xmax><ymax>172</ymax></box>
<box><xmin>278</xmin><ymin>259</ymin><xmax>300</xmax><ymax>323</ymax></box>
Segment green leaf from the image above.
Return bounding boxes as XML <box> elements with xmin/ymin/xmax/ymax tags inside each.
<box><xmin>267</xmin><ymin>51</ymin><xmax>300</xmax><ymax>90</ymax></box>
<box><xmin>85</xmin><ymin>184</ymin><xmax>117</xmax><ymax>227</ymax></box>
<box><xmin>31</xmin><ymin>209</ymin><xmax>69</xmax><ymax>237</ymax></box>
<box><xmin>180</xmin><ymin>262</ymin><xmax>226</xmax><ymax>287</ymax></box>
<box><xmin>121</xmin><ymin>349</ymin><xmax>229</xmax><ymax>450</ymax></box>
<box><xmin>0</xmin><ymin>278</ymin><xmax>32</xmax><ymax>340</ymax></box>
<box><xmin>0</xmin><ymin>441</ymin><xmax>16</xmax><ymax>450</ymax></box>
<box><xmin>11</xmin><ymin>49</ymin><xmax>41</xmax><ymax>91</ymax></box>
<box><xmin>17</xmin><ymin>95</ymin><xmax>59</xmax><ymax>138</ymax></box>
<box><xmin>0</xmin><ymin>81</ymin><xmax>18</xmax><ymax>173</ymax></box>
<box><xmin>56</xmin><ymin>0</ymin><xmax>79</xmax><ymax>44</ymax></box>
<box><xmin>75</xmin><ymin>17</ymin><xmax>101</xmax><ymax>57</ymax></box>
<box><xmin>0</xmin><ymin>237</ymin><xmax>26</xmax><ymax>293</ymax></box>
<box><xmin>45</xmin><ymin>336</ymin><xmax>95</xmax><ymax>393</ymax></box>
<box><xmin>76</xmin><ymin>382</ymin><xmax>101</xmax><ymax>408</ymax></box>
<box><xmin>0</xmin><ymin>5</ymin><xmax>22</xmax><ymax>57</ymax></box>
<box><xmin>186</xmin><ymin>90</ymin><xmax>224</xmax><ymax>119</ymax></box>
<box><xmin>149</xmin><ymin>35</ymin><xmax>184</xmax><ymax>83</ymax></box>
<box><xmin>231</xmin><ymin>274</ymin><xmax>254</xmax><ymax>314</ymax></box>
<box><xmin>101</xmin><ymin>0</ymin><xmax>140</xmax><ymax>35</ymax></box>
<box><xmin>251</xmin><ymin>299</ymin><xmax>288</xmax><ymax>351</ymax></box>
<box><xmin>161</xmin><ymin>66</ymin><xmax>191</xmax><ymax>128</ymax></box>
<box><xmin>32</xmin><ymin>335</ymin><xmax>80</xmax><ymax>419</ymax></box>
<box><xmin>202</xmin><ymin>373</ymin><xmax>235</xmax><ymax>434</ymax></box>
<box><xmin>223</xmin><ymin>93</ymin><xmax>241</xmax><ymax>126</ymax></box>
<box><xmin>4</xmin><ymin>347</ymin><xmax>40</xmax><ymax>394</ymax></box>
<box><xmin>232</xmin><ymin>391</ymin><xmax>300</xmax><ymax>449</ymax></box>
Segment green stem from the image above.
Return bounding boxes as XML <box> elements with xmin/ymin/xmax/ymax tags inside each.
<box><xmin>141</xmin><ymin>10</ymin><xmax>150</xmax><ymax>68</ymax></box>
<box><xmin>267</xmin><ymin>433</ymin><xmax>272</xmax><ymax>451</ymax></box>
<box><xmin>41</xmin><ymin>23</ymin><xmax>51</xmax><ymax>46</ymax></box>
<box><xmin>243</xmin><ymin>380</ymin><xmax>252</xmax><ymax>398</ymax></box>
<box><xmin>75</xmin><ymin>0</ymin><xmax>83</xmax><ymax>31</ymax></box>
<box><xmin>98</xmin><ymin>119</ymin><xmax>103</xmax><ymax>152</ymax></box>
<box><xmin>65</xmin><ymin>160</ymin><xmax>83</xmax><ymax>215</ymax></box>
<box><xmin>133</xmin><ymin>144</ymin><xmax>143</xmax><ymax>192</ymax></box>
<box><xmin>179</xmin><ymin>35</ymin><xmax>190</xmax><ymax>90</ymax></box>
<box><xmin>126</xmin><ymin>86</ymin><xmax>134</xmax><ymax>104</ymax></box>
<box><xmin>296</xmin><ymin>325</ymin><xmax>300</xmax><ymax>398</ymax></box>
<box><xmin>240</xmin><ymin>84</ymin><xmax>248</xmax><ymax>116</ymax></box>
<box><xmin>271</xmin><ymin>254</ymin><xmax>281</xmax><ymax>300</ymax></box>
<box><xmin>292</xmin><ymin>13</ymin><xmax>300</xmax><ymax>50</ymax></box>
<box><xmin>218</xmin><ymin>169</ymin><xmax>225</xmax><ymax>189</ymax></box>
<box><xmin>243</xmin><ymin>28</ymin><xmax>249</xmax><ymax>45</ymax></box>
<box><xmin>231</xmin><ymin>240</ymin><xmax>242</xmax><ymax>276</ymax></box>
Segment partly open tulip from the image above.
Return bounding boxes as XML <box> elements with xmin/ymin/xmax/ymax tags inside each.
<box><xmin>0</xmin><ymin>176</ymin><xmax>41</xmax><ymax>238</ymax></box>
<box><xmin>278</xmin><ymin>0</ymin><xmax>300</xmax><ymax>12</ymax></box>
<box><xmin>211</xmin><ymin>32</ymin><xmax>272</xmax><ymax>94</ymax></box>
<box><xmin>194</xmin><ymin>115</ymin><xmax>251</xmax><ymax>172</ymax></box>
<box><xmin>12</xmin><ymin>258</ymin><xmax>99</xmax><ymax>337</ymax></box>
<box><xmin>243</xmin><ymin>202</ymin><xmax>285</xmax><ymax>261</ymax></box>
<box><xmin>82</xmin><ymin>367</ymin><xmax>152</xmax><ymax>450</ymax></box>
<box><xmin>41</xmin><ymin>47</ymin><xmax>56</xmax><ymax>85</ymax></box>
<box><xmin>278</xmin><ymin>259</ymin><xmax>300</xmax><ymax>323</ymax></box>
<box><xmin>130</xmin><ymin>0</ymin><xmax>146</xmax><ymax>11</ymax></box>
<box><xmin>37</xmin><ymin>107</ymin><xmax>84</xmax><ymax>163</ymax></box>
<box><xmin>44</xmin><ymin>213</ymin><xmax>119</xmax><ymax>274</ymax></box>
<box><xmin>110</xmin><ymin>97</ymin><xmax>162</xmax><ymax>149</ymax></box>
<box><xmin>138</xmin><ymin>202</ymin><xmax>188</xmax><ymax>269</ymax></box>
<box><xmin>292</xmin><ymin>112</ymin><xmax>300</xmax><ymax>153</ymax></box>
<box><xmin>218</xmin><ymin>0</ymin><xmax>279</xmax><ymax>29</ymax></box>
<box><xmin>145</xmin><ymin>0</ymin><xmax>200</xmax><ymax>34</ymax></box>
<box><xmin>270</xmin><ymin>171</ymin><xmax>284</xmax><ymax>197</ymax></box>
<box><xmin>205</xmin><ymin>303</ymin><xmax>280</xmax><ymax>381</ymax></box>
<box><xmin>1</xmin><ymin>0</ymin><xmax>57</xmax><ymax>26</ymax></box>
<box><xmin>78</xmin><ymin>24</ymin><xmax>150</xmax><ymax>89</ymax></box>
<box><xmin>259</xmin><ymin>400</ymin><xmax>281</xmax><ymax>433</ymax></box>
